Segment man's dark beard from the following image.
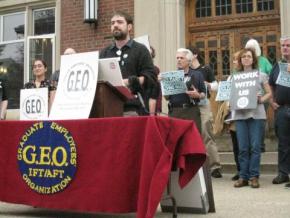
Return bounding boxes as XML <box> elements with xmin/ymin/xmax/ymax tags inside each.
<box><xmin>113</xmin><ymin>30</ymin><xmax>127</xmax><ymax>40</ymax></box>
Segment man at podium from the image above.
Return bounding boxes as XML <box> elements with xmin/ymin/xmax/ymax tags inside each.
<box><xmin>100</xmin><ymin>11</ymin><xmax>159</xmax><ymax>116</ymax></box>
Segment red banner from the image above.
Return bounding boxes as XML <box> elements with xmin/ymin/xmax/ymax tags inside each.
<box><xmin>0</xmin><ymin>116</ymin><xmax>206</xmax><ymax>218</ymax></box>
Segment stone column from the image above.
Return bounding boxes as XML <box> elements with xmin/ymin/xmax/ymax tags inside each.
<box><xmin>134</xmin><ymin>0</ymin><xmax>186</xmax><ymax>72</ymax></box>
<box><xmin>134</xmin><ymin>0</ymin><xmax>186</xmax><ymax>113</ymax></box>
<box><xmin>280</xmin><ymin>0</ymin><xmax>290</xmax><ymax>37</ymax></box>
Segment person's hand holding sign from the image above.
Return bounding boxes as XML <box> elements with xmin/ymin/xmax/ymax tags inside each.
<box><xmin>257</xmin><ymin>93</ymin><xmax>263</xmax><ymax>104</ymax></box>
<box><xmin>186</xmin><ymin>85</ymin><xmax>203</xmax><ymax>99</ymax></box>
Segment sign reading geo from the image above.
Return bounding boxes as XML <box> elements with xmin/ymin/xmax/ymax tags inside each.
<box><xmin>49</xmin><ymin>51</ymin><xmax>99</xmax><ymax>120</ymax></box>
<box><xmin>17</xmin><ymin>121</ymin><xmax>77</xmax><ymax>194</ymax></box>
<box><xmin>20</xmin><ymin>88</ymin><xmax>48</xmax><ymax>120</ymax></box>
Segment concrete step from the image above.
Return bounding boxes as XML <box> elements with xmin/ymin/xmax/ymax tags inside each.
<box><xmin>219</xmin><ymin>151</ymin><xmax>278</xmax><ymax>174</ymax></box>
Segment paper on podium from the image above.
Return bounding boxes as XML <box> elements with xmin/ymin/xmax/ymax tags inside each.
<box><xmin>98</xmin><ymin>58</ymin><xmax>134</xmax><ymax>99</ymax></box>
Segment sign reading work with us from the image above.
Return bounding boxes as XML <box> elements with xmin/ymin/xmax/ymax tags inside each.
<box><xmin>230</xmin><ymin>71</ymin><xmax>259</xmax><ymax>110</ymax></box>
<box><xmin>17</xmin><ymin>121</ymin><xmax>77</xmax><ymax>194</ymax></box>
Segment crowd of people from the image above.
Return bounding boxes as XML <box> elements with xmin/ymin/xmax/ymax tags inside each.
<box><xmin>215</xmin><ymin>37</ymin><xmax>290</xmax><ymax>189</ymax></box>
<box><xmin>1</xmin><ymin>10</ymin><xmax>289</xmax><ymax>190</ymax></box>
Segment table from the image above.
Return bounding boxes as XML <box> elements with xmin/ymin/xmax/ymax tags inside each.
<box><xmin>0</xmin><ymin>116</ymin><xmax>206</xmax><ymax>218</ymax></box>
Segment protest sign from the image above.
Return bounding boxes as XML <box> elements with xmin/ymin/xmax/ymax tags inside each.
<box><xmin>215</xmin><ymin>81</ymin><xmax>232</xmax><ymax>101</ymax></box>
<box><xmin>20</xmin><ymin>88</ymin><xmax>48</xmax><ymax>120</ymax></box>
<box><xmin>276</xmin><ymin>63</ymin><xmax>290</xmax><ymax>87</ymax></box>
<box><xmin>160</xmin><ymin>70</ymin><xmax>187</xmax><ymax>96</ymax></box>
<box><xmin>230</xmin><ymin>71</ymin><xmax>259</xmax><ymax>110</ymax></box>
<box><xmin>49</xmin><ymin>51</ymin><xmax>99</xmax><ymax>120</ymax></box>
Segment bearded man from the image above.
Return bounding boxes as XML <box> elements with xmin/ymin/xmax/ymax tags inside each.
<box><xmin>100</xmin><ymin>11</ymin><xmax>158</xmax><ymax>115</ymax></box>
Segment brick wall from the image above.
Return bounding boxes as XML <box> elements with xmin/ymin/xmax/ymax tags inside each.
<box><xmin>61</xmin><ymin>0</ymin><xmax>134</xmax><ymax>53</ymax></box>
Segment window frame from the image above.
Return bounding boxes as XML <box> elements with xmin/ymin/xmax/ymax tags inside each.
<box><xmin>26</xmin><ymin>34</ymin><xmax>55</xmax><ymax>83</ymax></box>
<box><xmin>216</xmin><ymin>0</ymin><xmax>232</xmax><ymax>16</ymax></box>
<box><xmin>0</xmin><ymin>3</ymin><xmax>57</xmax><ymax>109</ymax></box>
<box><xmin>195</xmin><ymin>0</ymin><xmax>212</xmax><ymax>18</ymax></box>
<box><xmin>0</xmin><ymin>11</ymin><xmax>26</xmax><ymax>43</ymax></box>
<box><xmin>236</xmin><ymin>0</ymin><xmax>253</xmax><ymax>14</ymax></box>
<box><xmin>32</xmin><ymin>7</ymin><xmax>56</xmax><ymax>36</ymax></box>
<box><xmin>257</xmin><ymin>0</ymin><xmax>275</xmax><ymax>11</ymax></box>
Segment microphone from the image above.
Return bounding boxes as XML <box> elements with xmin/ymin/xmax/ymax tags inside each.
<box><xmin>137</xmin><ymin>92</ymin><xmax>146</xmax><ymax>109</ymax></box>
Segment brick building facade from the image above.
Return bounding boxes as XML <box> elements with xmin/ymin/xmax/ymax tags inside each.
<box><xmin>0</xmin><ymin>0</ymin><xmax>137</xmax><ymax>112</ymax></box>
<box><xmin>60</xmin><ymin>0</ymin><xmax>134</xmax><ymax>54</ymax></box>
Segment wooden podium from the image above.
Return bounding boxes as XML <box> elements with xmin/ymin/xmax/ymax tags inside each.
<box><xmin>89</xmin><ymin>81</ymin><xmax>128</xmax><ymax>118</ymax></box>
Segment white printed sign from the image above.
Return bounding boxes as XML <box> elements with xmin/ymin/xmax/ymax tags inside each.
<box><xmin>49</xmin><ymin>51</ymin><xmax>99</xmax><ymax>120</ymax></box>
<box><xmin>215</xmin><ymin>81</ymin><xmax>232</xmax><ymax>101</ymax></box>
<box><xmin>20</xmin><ymin>88</ymin><xmax>48</xmax><ymax>120</ymax></box>
<box><xmin>160</xmin><ymin>70</ymin><xmax>187</xmax><ymax>96</ymax></box>
<box><xmin>276</xmin><ymin>63</ymin><xmax>290</xmax><ymax>87</ymax></box>
<box><xmin>229</xmin><ymin>71</ymin><xmax>259</xmax><ymax>110</ymax></box>
<box><xmin>134</xmin><ymin>35</ymin><xmax>150</xmax><ymax>52</ymax></box>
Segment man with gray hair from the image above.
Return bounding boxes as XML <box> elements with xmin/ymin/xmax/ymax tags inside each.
<box><xmin>269</xmin><ymin>36</ymin><xmax>290</xmax><ymax>188</ymax></box>
<box><xmin>164</xmin><ymin>48</ymin><xmax>206</xmax><ymax>132</ymax></box>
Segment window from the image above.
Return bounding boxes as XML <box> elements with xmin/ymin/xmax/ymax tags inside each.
<box><xmin>199</xmin><ymin>51</ymin><xmax>205</xmax><ymax>66</ymax></box>
<box><xmin>28</xmin><ymin>35</ymin><xmax>54</xmax><ymax>80</ymax></box>
<box><xmin>27</xmin><ymin>8</ymin><xmax>55</xmax><ymax>84</ymax></box>
<box><xmin>33</xmin><ymin>8</ymin><xmax>55</xmax><ymax>35</ymax></box>
<box><xmin>216</xmin><ymin>0</ymin><xmax>232</xmax><ymax>16</ymax></box>
<box><xmin>267</xmin><ymin>46</ymin><xmax>276</xmax><ymax>65</ymax></box>
<box><xmin>208</xmin><ymin>40</ymin><xmax>217</xmax><ymax>48</ymax></box>
<box><xmin>0</xmin><ymin>43</ymin><xmax>24</xmax><ymax>109</ymax></box>
<box><xmin>0</xmin><ymin>6</ymin><xmax>56</xmax><ymax>109</ymax></box>
<box><xmin>194</xmin><ymin>41</ymin><xmax>205</xmax><ymax>65</ymax></box>
<box><xmin>257</xmin><ymin>0</ymin><xmax>274</xmax><ymax>11</ymax></box>
<box><xmin>222</xmin><ymin>50</ymin><xmax>230</xmax><ymax>75</ymax></box>
<box><xmin>196</xmin><ymin>0</ymin><xmax>211</xmax><ymax>18</ymax></box>
<box><xmin>236</xmin><ymin>0</ymin><xmax>253</xmax><ymax>13</ymax></box>
<box><xmin>0</xmin><ymin>12</ymin><xmax>25</xmax><ymax>109</ymax></box>
<box><xmin>3</xmin><ymin>13</ymin><xmax>25</xmax><ymax>41</ymax></box>
<box><xmin>209</xmin><ymin>51</ymin><xmax>217</xmax><ymax>75</ymax></box>
<box><xmin>266</xmin><ymin>34</ymin><xmax>276</xmax><ymax>43</ymax></box>
<box><xmin>195</xmin><ymin>41</ymin><xmax>205</xmax><ymax>49</ymax></box>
